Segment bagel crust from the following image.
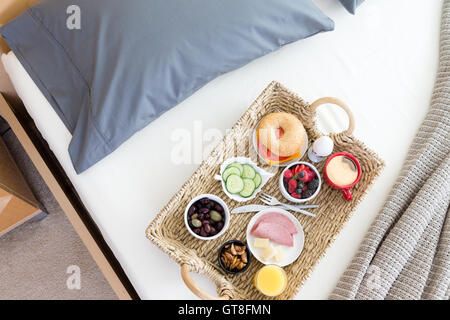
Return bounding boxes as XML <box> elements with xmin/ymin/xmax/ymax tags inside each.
<box><xmin>258</xmin><ymin>112</ymin><xmax>306</xmax><ymax>157</ymax></box>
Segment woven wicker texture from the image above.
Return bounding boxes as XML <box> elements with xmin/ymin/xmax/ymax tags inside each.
<box><xmin>146</xmin><ymin>81</ymin><xmax>384</xmax><ymax>300</ymax></box>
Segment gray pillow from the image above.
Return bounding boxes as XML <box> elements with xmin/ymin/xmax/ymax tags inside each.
<box><xmin>339</xmin><ymin>0</ymin><xmax>365</xmax><ymax>14</ymax></box>
<box><xmin>1</xmin><ymin>0</ymin><xmax>334</xmax><ymax>173</ymax></box>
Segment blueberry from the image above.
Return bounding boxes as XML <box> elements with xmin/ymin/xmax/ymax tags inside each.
<box><xmin>299</xmin><ymin>171</ymin><xmax>305</xmax><ymax>178</ymax></box>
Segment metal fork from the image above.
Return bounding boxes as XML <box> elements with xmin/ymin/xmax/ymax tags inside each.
<box><xmin>259</xmin><ymin>193</ymin><xmax>316</xmax><ymax>217</ymax></box>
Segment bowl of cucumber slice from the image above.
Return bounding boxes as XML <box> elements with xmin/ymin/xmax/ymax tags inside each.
<box><xmin>215</xmin><ymin>157</ymin><xmax>275</xmax><ymax>202</ymax></box>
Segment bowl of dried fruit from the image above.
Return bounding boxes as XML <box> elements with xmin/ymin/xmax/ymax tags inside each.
<box><xmin>218</xmin><ymin>240</ymin><xmax>252</xmax><ymax>274</ymax></box>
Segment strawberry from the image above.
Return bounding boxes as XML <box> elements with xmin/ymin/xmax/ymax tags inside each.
<box><xmin>291</xmin><ymin>192</ymin><xmax>302</xmax><ymax>199</ymax></box>
<box><xmin>303</xmin><ymin>170</ymin><xmax>315</xmax><ymax>183</ymax></box>
<box><xmin>298</xmin><ymin>170</ymin><xmax>308</xmax><ymax>182</ymax></box>
<box><xmin>283</xmin><ymin>169</ymin><xmax>293</xmax><ymax>179</ymax></box>
<box><xmin>288</xmin><ymin>179</ymin><xmax>297</xmax><ymax>193</ymax></box>
<box><xmin>292</xmin><ymin>165</ymin><xmax>301</xmax><ymax>176</ymax></box>
<box><xmin>288</xmin><ymin>178</ymin><xmax>298</xmax><ymax>189</ymax></box>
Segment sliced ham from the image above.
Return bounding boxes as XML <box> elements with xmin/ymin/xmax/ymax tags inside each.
<box><xmin>251</xmin><ymin>221</ymin><xmax>294</xmax><ymax>247</ymax></box>
<box><xmin>251</xmin><ymin>212</ymin><xmax>298</xmax><ymax>235</ymax></box>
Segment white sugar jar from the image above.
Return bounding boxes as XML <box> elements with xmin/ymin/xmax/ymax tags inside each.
<box><xmin>307</xmin><ymin>136</ymin><xmax>334</xmax><ymax>163</ymax></box>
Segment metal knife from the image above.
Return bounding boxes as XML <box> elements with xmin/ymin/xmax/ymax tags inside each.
<box><xmin>231</xmin><ymin>204</ymin><xmax>318</xmax><ymax>214</ymax></box>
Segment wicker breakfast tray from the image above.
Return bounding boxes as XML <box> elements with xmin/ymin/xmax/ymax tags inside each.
<box><xmin>146</xmin><ymin>81</ymin><xmax>384</xmax><ymax>300</ymax></box>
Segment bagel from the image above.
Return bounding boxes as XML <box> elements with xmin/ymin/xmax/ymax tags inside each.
<box><xmin>257</xmin><ymin>112</ymin><xmax>306</xmax><ymax>157</ymax></box>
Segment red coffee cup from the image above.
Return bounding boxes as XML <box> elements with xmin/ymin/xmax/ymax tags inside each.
<box><xmin>324</xmin><ymin>152</ymin><xmax>361</xmax><ymax>201</ymax></box>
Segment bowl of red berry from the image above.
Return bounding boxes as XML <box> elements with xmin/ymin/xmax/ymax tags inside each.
<box><xmin>279</xmin><ymin>162</ymin><xmax>321</xmax><ymax>203</ymax></box>
<box><xmin>185</xmin><ymin>194</ymin><xmax>230</xmax><ymax>240</ymax></box>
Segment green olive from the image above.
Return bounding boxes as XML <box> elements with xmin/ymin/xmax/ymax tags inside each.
<box><xmin>191</xmin><ymin>219</ymin><xmax>202</xmax><ymax>228</ymax></box>
<box><xmin>191</xmin><ymin>213</ymin><xmax>198</xmax><ymax>220</ymax></box>
<box><xmin>210</xmin><ymin>210</ymin><xmax>222</xmax><ymax>222</ymax></box>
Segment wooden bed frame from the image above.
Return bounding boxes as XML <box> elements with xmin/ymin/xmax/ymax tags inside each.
<box><xmin>0</xmin><ymin>0</ymin><xmax>138</xmax><ymax>300</ymax></box>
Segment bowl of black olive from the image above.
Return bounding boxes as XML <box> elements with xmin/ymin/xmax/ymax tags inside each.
<box><xmin>184</xmin><ymin>194</ymin><xmax>230</xmax><ymax>240</ymax></box>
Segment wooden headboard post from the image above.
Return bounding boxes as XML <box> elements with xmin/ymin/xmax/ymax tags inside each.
<box><xmin>0</xmin><ymin>0</ymin><xmax>138</xmax><ymax>300</ymax></box>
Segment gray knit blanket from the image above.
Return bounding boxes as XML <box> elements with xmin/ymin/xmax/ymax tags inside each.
<box><xmin>330</xmin><ymin>1</ymin><xmax>450</xmax><ymax>300</ymax></box>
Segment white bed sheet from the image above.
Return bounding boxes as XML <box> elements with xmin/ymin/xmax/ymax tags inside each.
<box><xmin>2</xmin><ymin>0</ymin><xmax>442</xmax><ymax>299</ymax></box>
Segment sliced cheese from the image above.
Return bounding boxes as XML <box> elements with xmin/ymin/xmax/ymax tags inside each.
<box><xmin>265</xmin><ymin>152</ymin><xmax>302</xmax><ymax>166</ymax></box>
<box><xmin>254</xmin><ymin>238</ymin><xmax>270</xmax><ymax>249</ymax></box>
<box><xmin>261</xmin><ymin>245</ymin><xmax>275</xmax><ymax>261</ymax></box>
<box><xmin>273</xmin><ymin>246</ymin><xmax>285</xmax><ymax>263</ymax></box>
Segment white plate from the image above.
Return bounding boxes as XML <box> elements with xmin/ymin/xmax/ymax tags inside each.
<box><xmin>215</xmin><ymin>157</ymin><xmax>274</xmax><ymax>202</ymax></box>
<box><xmin>246</xmin><ymin>207</ymin><xmax>305</xmax><ymax>267</ymax></box>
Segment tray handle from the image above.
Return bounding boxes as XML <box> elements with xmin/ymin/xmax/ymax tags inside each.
<box><xmin>181</xmin><ymin>264</ymin><xmax>231</xmax><ymax>300</ymax></box>
<box><xmin>309</xmin><ymin>97</ymin><xmax>355</xmax><ymax>135</ymax></box>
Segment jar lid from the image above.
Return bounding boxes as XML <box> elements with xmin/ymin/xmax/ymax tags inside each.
<box><xmin>312</xmin><ymin>136</ymin><xmax>334</xmax><ymax>156</ymax></box>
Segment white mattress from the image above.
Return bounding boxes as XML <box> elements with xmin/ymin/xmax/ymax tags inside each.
<box><xmin>2</xmin><ymin>0</ymin><xmax>442</xmax><ymax>299</ymax></box>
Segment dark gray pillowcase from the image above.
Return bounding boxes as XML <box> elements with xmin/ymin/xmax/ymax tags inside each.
<box><xmin>339</xmin><ymin>0</ymin><xmax>365</xmax><ymax>14</ymax></box>
<box><xmin>1</xmin><ymin>0</ymin><xmax>334</xmax><ymax>173</ymax></box>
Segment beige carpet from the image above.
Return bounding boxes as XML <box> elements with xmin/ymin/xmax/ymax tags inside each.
<box><xmin>0</xmin><ymin>129</ymin><xmax>116</xmax><ymax>300</ymax></box>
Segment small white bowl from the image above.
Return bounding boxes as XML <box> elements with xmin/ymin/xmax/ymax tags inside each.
<box><xmin>184</xmin><ymin>194</ymin><xmax>230</xmax><ymax>240</ymax></box>
<box><xmin>279</xmin><ymin>162</ymin><xmax>321</xmax><ymax>203</ymax></box>
<box><xmin>215</xmin><ymin>157</ymin><xmax>274</xmax><ymax>202</ymax></box>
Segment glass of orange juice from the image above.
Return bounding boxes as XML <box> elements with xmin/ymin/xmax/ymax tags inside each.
<box><xmin>254</xmin><ymin>265</ymin><xmax>287</xmax><ymax>297</ymax></box>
